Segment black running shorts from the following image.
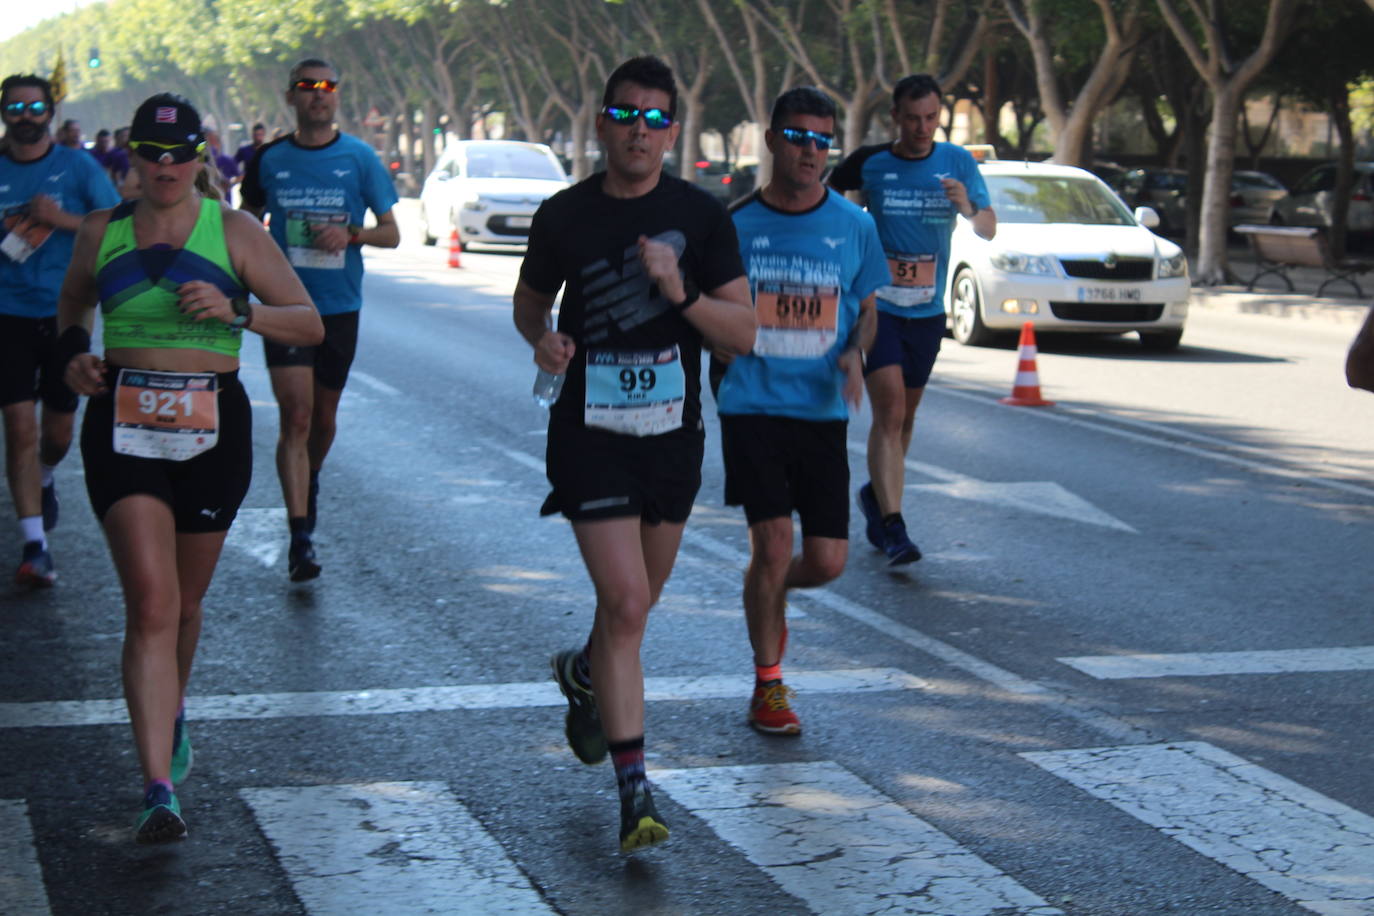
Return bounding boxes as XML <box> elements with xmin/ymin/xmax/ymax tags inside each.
<box><xmin>541</xmin><ymin>422</ymin><xmax>704</xmax><ymax>525</ymax></box>
<box><xmin>263</xmin><ymin>311</ymin><xmax>360</xmax><ymax>391</ymax></box>
<box><xmin>0</xmin><ymin>315</ymin><xmax>79</xmax><ymax>412</ymax></box>
<box><xmin>81</xmin><ymin>367</ymin><xmax>252</xmax><ymax>533</ymax></box>
<box><xmin>720</xmin><ymin>414</ymin><xmax>849</xmax><ymax>539</ymax></box>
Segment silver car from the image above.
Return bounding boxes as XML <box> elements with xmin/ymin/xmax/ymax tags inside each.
<box><xmin>1270</xmin><ymin>162</ymin><xmax>1374</xmax><ymax>233</ymax></box>
<box><xmin>420</xmin><ymin>140</ymin><xmax>570</xmax><ymax>247</ymax></box>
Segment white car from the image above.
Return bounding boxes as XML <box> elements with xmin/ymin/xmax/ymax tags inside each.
<box><xmin>947</xmin><ymin>161</ymin><xmax>1190</xmax><ymax>351</ymax></box>
<box><xmin>419</xmin><ymin>140</ymin><xmax>570</xmax><ymax>248</ymax></box>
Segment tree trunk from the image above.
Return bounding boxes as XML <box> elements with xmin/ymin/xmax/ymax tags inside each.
<box><xmin>1329</xmin><ymin>90</ymin><xmax>1355</xmax><ymax>260</ymax></box>
<box><xmin>1195</xmin><ymin>86</ymin><xmax>1242</xmax><ymax>285</ymax></box>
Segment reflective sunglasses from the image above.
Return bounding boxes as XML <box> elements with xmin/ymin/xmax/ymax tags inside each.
<box><xmin>292</xmin><ymin>79</ymin><xmax>339</xmax><ymax>93</ymax></box>
<box><xmin>601</xmin><ymin>105</ymin><xmax>673</xmax><ymax>130</ymax></box>
<box><xmin>778</xmin><ymin>127</ymin><xmax>834</xmax><ymax>151</ymax></box>
<box><xmin>130</xmin><ymin>139</ymin><xmax>206</xmax><ymax>164</ymax></box>
<box><xmin>2</xmin><ymin>100</ymin><xmax>49</xmax><ymax>118</ymax></box>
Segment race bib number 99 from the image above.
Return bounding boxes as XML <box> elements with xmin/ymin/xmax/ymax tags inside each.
<box><xmin>286</xmin><ymin>210</ymin><xmax>348</xmax><ymax>270</ymax></box>
<box><xmin>882</xmin><ymin>253</ymin><xmax>936</xmax><ymax>307</ymax></box>
<box><xmin>754</xmin><ymin>283</ymin><xmax>840</xmax><ymax>359</ymax></box>
<box><xmin>584</xmin><ymin>346</ymin><xmax>685</xmax><ymax>437</ymax></box>
<box><xmin>113</xmin><ymin>369</ymin><xmax>219</xmax><ymax>461</ymax></box>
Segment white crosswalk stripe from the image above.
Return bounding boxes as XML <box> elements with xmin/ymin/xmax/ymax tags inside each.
<box><xmin>654</xmin><ymin>761</ymin><xmax>1064</xmax><ymax>916</ymax></box>
<box><xmin>1022</xmin><ymin>742</ymin><xmax>1374</xmax><ymax>915</ymax></box>
<box><xmin>240</xmin><ymin>781</ymin><xmax>556</xmax><ymax>915</ymax></box>
<box><xmin>0</xmin><ymin>799</ymin><xmax>51</xmax><ymax>916</ymax></box>
<box><xmin>1058</xmin><ymin>646</ymin><xmax>1374</xmax><ymax>679</ymax></box>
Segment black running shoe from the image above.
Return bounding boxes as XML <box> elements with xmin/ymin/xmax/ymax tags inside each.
<box><xmin>41</xmin><ymin>480</ymin><xmax>59</xmax><ymax>531</ymax></box>
<box><xmin>288</xmin><ymin>536</ymin><xmax>322</xmax><ymax>582</ymax></box>
<box><xmin>550</xmin><ymin>648</ymin><xmax>606</xmax><ymax>764</ymax></box>
<box><xmin>857</xmin><ymin>483</ymin><xmax>883</xmax><ymax>550</ymax></box>
<box><xmin>881</xmin><ymin>516</ymin><xmax>922</xmax><ymax>566</ymax></box>
<box><xmin>619</xmin><ymin>783</ymin><xmax>669</xmax><ymax>853</ymax></box>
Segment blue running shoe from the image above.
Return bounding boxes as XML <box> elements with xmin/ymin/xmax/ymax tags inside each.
<box><xmin>857</xmin><ymin>483</ymin><xmax>883</xmax><ymax>550</ymax></box>
<box><xmin>550</xmin><ymin>648</ymin><xmax>606</xmax><ymax>764</ymax></box>
<box><xmin>171</xmin><ymin>710</ymin><xmax>193</xmax><ymax>785</ymax></box>
<box><xmin>881</xmin><ymin>516</ymin><xmax>922</xmax><ymax>566</ymax></box>
<box><xmin>41</xmin><ymin>481</ymin><xmax>58</xmax><ymax>531</ymax></box>
<box><xmin>15</xmin><ymin>541</ymin><xmax>55</xmax><ymax>588</ymax></box>
<box><xmin>135</xmin><ymin>783</ymin><xmax>187</xmax><ymax>844</ymax></box>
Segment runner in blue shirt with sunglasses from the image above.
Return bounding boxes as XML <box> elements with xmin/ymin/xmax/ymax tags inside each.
<box><xmin>715</xmin><ymin>87</ymin><xmax>888</xmax><ymax>737</ymax></box>
<box><xmin>0</xmin><ymin>73</ymin><xmax>119</xmax><ymax>588</ymax></box>
<box><xmin>241</xmin><ymin>58</ymin><xmax>399</xmax><ymax>583</ymax></box>
<box><xmin>829</xmin><ymin>74</ymin><xmax>997</xmax><ymax>566</ymax></box>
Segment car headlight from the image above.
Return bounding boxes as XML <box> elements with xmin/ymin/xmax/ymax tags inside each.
<box><xmin>1158</xmin><ymin>251</ymin><xmax>1188</xmax><ymax>278</ymax></box>
<box><xmin>461</xmin><ymin>197</ymin><xmax>487</xmax><ymax>212</ymax></box>
<box><xmin>989</xmin><ymin>251</ymin><xmax>1057</xmax><ymax>276</ymax></box>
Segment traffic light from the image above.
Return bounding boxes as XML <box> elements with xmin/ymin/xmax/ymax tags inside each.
<box><xmin>88</xmin><ymin>48</ymin><xmax>101</xmax><ymax>69</ymax></box>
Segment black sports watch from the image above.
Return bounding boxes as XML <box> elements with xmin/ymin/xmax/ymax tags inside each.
<box><xmin>228</xmin><ymin>296</ymin><xmax>253</xmax><ymax>330</ymax></box>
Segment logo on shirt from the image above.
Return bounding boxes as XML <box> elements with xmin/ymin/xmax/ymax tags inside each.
<box><xmin>47</xmin><ymin>172</ymin><xmax>65</xmax><ymax>182</ymax></box>
<box><xmin>883</xmin><ymin>173</ymin><xmax>899</xmax><ymax>181</ymax></box>
<box><xmin>276</xmin><ymin>171</ymin><xmax>291</xmax><ymax>179</ymax></box>
<box><xmin>333</xmin><ymin>169</ymin><xmax>351</xmax><ymax>178</ymax></box>
<box><xmin>0</xmin><ymin>185</ymin><xmax>9</xmax><ymax>193</ymax></box>
<box><xmin>822</xmin><ymin>237</ymin><xmax>845</xmax><ymax>249</ymax></box>
<box><xmin>580</xmin><ymin>230</ymin><xmax>685</xmax><ymax>346</ymax></box>
<box><xmin>751</xmin><ymin>236</ymin><xmax>771</xmax><ymax>249</ymax></box>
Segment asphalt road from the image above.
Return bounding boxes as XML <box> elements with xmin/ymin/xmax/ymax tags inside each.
<box><xmin>2</xmin><ymin>220</ymin><xmax>1371</xmax><ymax>916</ymax></box>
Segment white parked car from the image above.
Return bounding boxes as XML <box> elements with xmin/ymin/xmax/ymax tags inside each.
<box><xmin>419</xmin><ymin>140</ymin><xmax>570</xmax><ymax>247</ymax></box>
<box><xmin>947</xmin><ymin>161</ymin><xmax>1190</xmax><ymax>351</ymax></box>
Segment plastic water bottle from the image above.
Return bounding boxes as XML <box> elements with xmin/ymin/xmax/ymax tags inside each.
<box><xmin>532</xmin><ymin>369</ymin><xmax>565</xmax><ymax>408</ymax></box>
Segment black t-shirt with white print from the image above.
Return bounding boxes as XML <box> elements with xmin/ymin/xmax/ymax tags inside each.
<box><xmin>520</xmin><ymin>171</ymin><xmax>745</xmax><ymax>437</ymax></box>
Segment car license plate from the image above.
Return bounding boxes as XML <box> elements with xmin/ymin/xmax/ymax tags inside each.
<box><xmin>506</xmin><ymin>216</ymin><xmax>533</xmax><ymax>229</ymax></box>
<box><xmin>1077</xmin><ymin>286</ymin><xmax>1142</xmax><ymax>303</ymax></box>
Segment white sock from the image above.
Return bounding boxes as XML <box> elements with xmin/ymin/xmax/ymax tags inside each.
<box><xmin>40</xmin><ymin>464</ymin><xmax>56</xmax><ymax>488</ymax></box>
<box><xmin>19</xmin><ymin>516</ymin><xmax>45</xmax><ymax>547</ymax></box>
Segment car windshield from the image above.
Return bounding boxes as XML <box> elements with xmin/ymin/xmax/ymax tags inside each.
<box><xmin>465</xmin><ymin>146</ymin><xmax>564</xmax><ymax>181</ymax></box>
<box><xmin>988</xmin><ymin>175</ymin><xmax>1136</xmax><ymax>226</ymax></box>
<box><xmin>1234</xmin><ymin>172</ymin><xmax>1284</xmax><ymax>191</ymax></box>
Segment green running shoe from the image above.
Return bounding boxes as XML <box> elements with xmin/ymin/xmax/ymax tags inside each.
<box><xmin>550</xmin><ymin>648</ymin><xmax>606</xmax><ymax>764</ymax></box>
<box><xmin>171</xmin><ymin>710</ymin><xmax>193</xmax><ymax>785</ymax></box>
<box><xmin>135</xmin><ymin>783</ymin><xmax>187</xmax><ymax>844</ymax></box>
<box><xmin>619</xmin><ymin>783</ymin><xmax>669</xmax><ymax>853</ymax></box>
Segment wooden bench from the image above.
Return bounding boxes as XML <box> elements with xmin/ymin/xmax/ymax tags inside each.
<box><xmin>1233</xmin><ymin>224</ymin><xmax>1374</xmax><ymax>297</ymax></box>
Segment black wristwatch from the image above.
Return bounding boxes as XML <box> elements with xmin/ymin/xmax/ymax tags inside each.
<box><xmin>671</xmin><ymin>289</ymin><xmax>700</xmax><ymax>313</ymax></box>
<box><xmin>228</xmin><ymin>296</ymin><xmax>253</xmax><ymax>330</ymax></box>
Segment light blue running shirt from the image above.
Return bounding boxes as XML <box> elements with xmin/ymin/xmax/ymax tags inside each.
<box><xmin>240</xmin><ymin>132</ymin><xmax>397</xmax><ymax>315</ymax></box>
<box><xmin>719</xmin><ymin>189</ymin><xmax>890</xmax><ymax>421</ymax></box>
<box><xmin>828</xmin><ymin>141</ymin><xmax>990</xmax><ymax>320</ymax></box>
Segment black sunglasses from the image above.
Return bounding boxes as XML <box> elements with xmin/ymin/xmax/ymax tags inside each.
<box><xmin>778</xmin><ymin>127</ymin><xmax>834</xmax><ymax>151</ymax></box>
<box><xmin>601</xmin><ymin>105</ymin><xmax>674</xmax><ymax>130</ymax></box>
<box><xmin>130</xmin><ymin>140</ymin><xmax>205</xmax><ymax>164</ymax></box>
<box><xmin>2</xmin><ymin>100</ymin><xmax>49</xmax><ymax>118</ymax></box>
<box><xmin>292</xmin><ymin>79</ymin><xmax>339</xmax><ymax>93</ymax></box>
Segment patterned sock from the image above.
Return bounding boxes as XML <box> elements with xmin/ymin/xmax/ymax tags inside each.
<box><xmin>755</xmin><ymin>662</ymin><xmax>783</xmax><ymax>687</ymax></box>
<box><xmin>609</xmin><ymin>736</ymin><xmax>646</xmax><ymax>801</ymax></box>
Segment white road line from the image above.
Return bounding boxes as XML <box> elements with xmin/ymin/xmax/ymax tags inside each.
<box><xmin>654</xmin><ymin>761</ymin><xmax>1063</xmax><ymax>916</ymax></box>
<box><xmin>0</xmin><ymin>799</ymin><xmax>51</xmax><ymax>916</ymax></box>
<box><xmin>347</xmin><ymin>370</ymin><xmax>400</xmax><ymax>397</ymax></box>
<box><xmin>1059</xmin><ymin>646</ymin><xmax>1374</xmax><ymax>680</ymax></box>
<box><xmin>0</xmin><ymin>668</ymin><xmax>925</xmax><ymax>729</ymax></box>
<box><xmin>224</xmin><ymin>507</ymin><xmax>285</xmax><ymax>568</ymax></box>
<box><xmin>934</xmin><ymin>384</ymin><xmax>1374</xmax><ymax>500</ymax></box>
<box><xmin>241</xmin><ymin>782</ymin><xmax>554</xmax><ymax>916</ymax></box>
<box><xmin>1021</xmin><ymin>742</ymin><xmax>1374</xmax><ymax>916</ymax></box>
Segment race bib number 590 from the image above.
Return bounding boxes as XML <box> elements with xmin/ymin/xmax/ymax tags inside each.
<box><xmin>754</xmin><ymin>283</ymin><xmax>840</xmax><ymax>359</ymax></box>
<box><xmin>113</xmin><ymin>369</ymin><xmax>219</xmax><ymax>461</ymax></box>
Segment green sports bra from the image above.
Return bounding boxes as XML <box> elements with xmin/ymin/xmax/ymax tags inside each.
<box><xmin>94</xmin><ymin>198</ymin><xmax>248</xmax><ymax>357</ymax></box>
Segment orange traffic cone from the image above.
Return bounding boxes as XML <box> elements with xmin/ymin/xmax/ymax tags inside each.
<box><xmin>447</xmin><ymin>229</ymin><xmax>462</xmax><ymax>268</ymax></box>
<box><xmin>999</xmin><ymin>322</ymin><xmax>1054</xmax><ymax>407</ymax></box>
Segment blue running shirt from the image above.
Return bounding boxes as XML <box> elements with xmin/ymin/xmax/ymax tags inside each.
<box><xmin>0</xmin><ymin>144</ymin><xmax>119</xmax><ymax>317</ymax></box>
<box><xmin>240</xmin><ymin>133</ymin><xmax>397</xmax><ymax>315</ymax></box>
<box><xmin>719</xmin><ymin>189</ymin><xmax>890</xmax><ymax>421</ymax></box>
<box><xmin>829</xmin><ymin>142</ymin><xmax>989</xmax><ymax>319</ymax></box>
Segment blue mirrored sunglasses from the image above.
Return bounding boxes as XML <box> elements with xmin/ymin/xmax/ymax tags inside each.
<box><xmin>3</xmin><ymin>100</ymin><xmax>49</xmax><ymax>117</ymax></box>
<box><xmin>778</xmin><ymin>127</ymin><xmax>834</xmax><ymax>151</ymax></box>
<box><xmin>602</xmin><ymin>105</ymin><xmax>673</xmax><ymax>130</ymax></box>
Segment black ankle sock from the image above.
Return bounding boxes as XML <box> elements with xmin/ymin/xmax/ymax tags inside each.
<box><xmin>289</xmin><ymin>517</ymin><xmax>311</xmax><ymax>539</ymax></box>
<box><xmin>882</xmin><ymin>513</ymin><xmax>903</xmax><ymax>527</ymax></box>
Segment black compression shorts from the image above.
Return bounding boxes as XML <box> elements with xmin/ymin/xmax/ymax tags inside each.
<box><xmin>0</xmin><ymin>314</ymin><xmax>78</xmax><ymax>412</ymax></box>
<box><xmin>263</xmin><ymin>311</ymin><xmax>360</xmax><ymax>391</ymax></box>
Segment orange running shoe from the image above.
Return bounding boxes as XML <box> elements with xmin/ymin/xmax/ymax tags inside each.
<box><xmin>748</xmin><ymin>681</ymin><xmax>801</xmax><ymax>736</ymax></box>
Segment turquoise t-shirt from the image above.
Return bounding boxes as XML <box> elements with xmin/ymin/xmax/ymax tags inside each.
<box><xmin>240</xmin><ymin>132</ymin><xmax>397</xmax><ymax>315</ymax></box>
<box><xmin>828</xmin><ymin>141</ymin><xmax>990</xmax><ymax>319</ymax></box>
<box><xmin>718</xmin><ymin>189</ymin><xmax>890</xmax><ymax>421</ymax></box>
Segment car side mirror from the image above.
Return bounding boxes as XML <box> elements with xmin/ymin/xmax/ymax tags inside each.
<box><xmin>1135</xmin><ymin>206</ymin><xmax>1160</xmax><ymax>229</ymax></box>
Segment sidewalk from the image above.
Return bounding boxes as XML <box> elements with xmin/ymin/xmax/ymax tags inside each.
<box><xmin>1187</xmin><ymin>245</ymin><xmax>1371</xmax><ymax>327</ymax></box>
